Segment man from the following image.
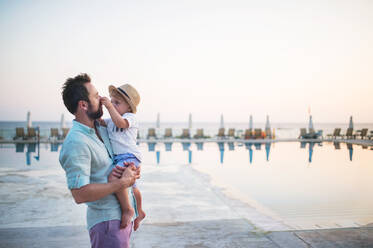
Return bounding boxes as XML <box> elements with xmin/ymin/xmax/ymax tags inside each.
<box><xmin>59</xmin><ymin>73</ymin><xmax>139</xmax><ymax>248</ymax></box>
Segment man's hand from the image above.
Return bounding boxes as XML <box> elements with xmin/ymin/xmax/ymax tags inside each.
<box><xmin>108</xmin><ymin>163</ymin><xmax>140</xmax><ymax>189</ymax></box>
<box><xmin>100</xmin><ymin>96</ymin><xmax>113</xmax><ymax>109</ymax></box>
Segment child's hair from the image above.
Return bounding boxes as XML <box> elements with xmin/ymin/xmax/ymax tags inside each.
<box><xmin>110</xmin><ymin>90</ymin><xmax>133</xmax><ymax>112</ymax></box>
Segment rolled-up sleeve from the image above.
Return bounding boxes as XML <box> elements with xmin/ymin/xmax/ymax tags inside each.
<box><xmin>59</xmin><ymin>141</ymin><xmax>91</xmax><ymax>189</ymax></box>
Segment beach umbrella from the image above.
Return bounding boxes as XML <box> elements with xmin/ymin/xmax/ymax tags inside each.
<box><xmin>265</xmin><ymin>115</ymin><xmax>271</xmax><ymax>130</ymax></box>
<box><xmin>220</xmin><ymin>114</ymin><xmax>224</xmax><ymax>128</ymax></box>
<box><xmin>188</xmin><ymin>113</ymin><xmax>192</xmax><ymax>129</ymax></box>
<box><xmin>156</xmin><ymin>113</ymin><xmax>160</xmax><ymax>128</ymax></box>
<box><xmin>60</xmin><ymin>114</ymin><xmax>66</xmax><ymax>129</ymax></box>
<box><xmin>265</xmin><ymin>143</ymin><xmax>271</xmax><ymax>161</ymax></box>
<box><xmin>348</xmin><ymin>116</ymin><xmax>353</xmax><ymax>129</ymax></box>
<box><xmin>26</xmin><ymin>111</ymin><xmax>32</xmax><ymax>128</ymax></box>
<box><xmin>249</xmin><ymin>115</ymin><xmax>253</xmax><ymax>129</ymax></box>
<box><xmin>308</xmin><ymin>115</ymin><xmax>314</xmax><ymax>130</ymax></box>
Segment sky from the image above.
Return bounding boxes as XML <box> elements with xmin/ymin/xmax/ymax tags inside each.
<box><xmin>0</xmin><ymin>0</ymin><xmax>372</xmax><ymax>123</ymax></box>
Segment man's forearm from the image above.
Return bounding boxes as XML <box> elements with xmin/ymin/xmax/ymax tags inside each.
<box><xmin>71</xmin><ymin>181</ymin><xmax>125</xmax><ymax>204</ymax></box>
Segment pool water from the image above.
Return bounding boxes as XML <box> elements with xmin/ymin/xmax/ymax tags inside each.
<box><xmin>0</xmin><ymin>141</ymin><xmax>372</xmax><ymax>230</ymax></box>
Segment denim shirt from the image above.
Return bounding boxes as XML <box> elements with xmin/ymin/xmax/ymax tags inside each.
<box><xmin>59</xmin><ymin>120</ymin><xmax>137</xmax><ymax>230</ymax></box>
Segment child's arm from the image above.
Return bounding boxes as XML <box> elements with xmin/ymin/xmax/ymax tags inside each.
<box><xmin>100</xmin><ymin>97</ymin><xmax>129</xmax><ymax>129</ymax></box>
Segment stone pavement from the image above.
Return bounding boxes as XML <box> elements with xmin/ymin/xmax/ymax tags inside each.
<box><xmin>0</xmin><ymin>224</ymin><xmax>372</xmax><ymax>248</ymax></box>
<box><xmin>1</xmin><ymin>163</ymin><xmax>372</xmax><ymax>247</ymax></box>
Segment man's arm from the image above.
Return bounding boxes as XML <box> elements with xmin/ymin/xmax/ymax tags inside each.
<box><xmin>71</xmin><ymin>165</ymin><xmax>139</xmax><ymax>204</ymax></box>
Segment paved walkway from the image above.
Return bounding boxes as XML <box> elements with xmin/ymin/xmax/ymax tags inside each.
<box><xmin>1</xmin><ymin>224</ymin><xmax>372</xmax><ymax>248</ymax></box>
<box><xmin>1</xmin><ymin>163</ymin><xmax>372</xmax><ymax>247</ymax></box>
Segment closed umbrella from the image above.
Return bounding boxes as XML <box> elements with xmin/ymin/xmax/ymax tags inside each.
<box><xmin>348</xmin><ymin>116</ymin><xmax>353</xmax><ymax>129</ymax></box>
<box><xmin>308</xmin><ymin>115</ymin><xmax>314</xmax><ymax>130</ymax></box>
<box><xmin>27</xmin><ymin>111</ymin><xmax>32</xmax><ymax>128</ymax></box>
<box><xmin>220</xmin><ymin>114</ymin><xmax>224</xmax><ymax>129</ymax></box>
<box><xmin>249</xmin><ymin>115</ymin><xmax>253</xmax><ymax>129</ymax></box>
<box><xmin>156</xmin><ymin>113</ymin><xmax>160</xmax><ymax>128</ymax></box>
<box><xmin>188</xmin><ymin>113</ymin><xmax>192</xmax><ymax>129</ymax></box>
<box><xmin>60</xmin><ymin>114</ymin><xmax>66</xmax><ymax>129</ymax></box>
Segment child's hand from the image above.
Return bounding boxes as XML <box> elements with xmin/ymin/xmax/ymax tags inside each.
<box><xmin>97</xmin><ymin>118</ymin><xmax>107</xmax><ymax>127</ymax></box>
<box><xmin>100</xmin><ymin>96</ymin><xmax>112</xmax><ymax>108</ymax></box>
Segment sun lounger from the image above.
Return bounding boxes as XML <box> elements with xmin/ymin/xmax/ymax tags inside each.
<box><xmin>227</xmin><ymin>128</ymin><xmax>235</xmax><ymax>138</ymax></box>
<box><xmin>327</xmin><ymin>128</ymin><xmax>341</xmax><ymax>139</ymax></box>
<box><xmin>164</xmin><ymin>128</ymin><xmax>172</xmax><ymax>138</ymax></box>
<box><xmin>50</xmin><ymin>128</ymin><xmax>59</xmax><ymax>139</ymax></box>
<box><xmin>13</xmin><ymin>127</ymin><xmax>25</xmax><ymax>140</ymax></box>
<box><xmin>147</xmin><ymin>128</ymin><xmax>156</xmax><ymax>139</ymax></box>
<box><xmin>298</xmin><ymin>128</ymin><xmax>307</xmax><ymax>139</ymax></box>
<box><xmin>359</xmin><ymin>128</ymin><xmax>368</xmax><ymax>139</ymax></box>
<box><xmin>26</xmin><ymin>127</ymin><xmax>37</xmax><ymax>140</ymax></box>
<box><xmin>181</xmin><ymin>129</ymin><xmax>191</xmax><ymax>139</ymax></box>
<box><xmin>194</xmin><ymin>129</ymin><xmax>204</xmax><ymax>139</ymax></box>
<box><xmin>217</xmin><ymin>128</ymin><xmax>225</xmax><ymax>138</ymax></box>
<box><xmin>254</xmin><ymin>129</ymin><xmax>262</xmax><ymax>139</ymax></box>
<box><xmin>265</xmin><ymin>128</ymin><xmax>271</xmax><ymax>138</ymax></box>
<box><xmin>368</xmin><ymin>131</ymin><xmax>373</xmax><ymax>140</ymax></box>
<box><xmin>343</xmin><ymin>128</ymin><xmax>354</xmax><ymax>139</ymax></box>
<box><xmin>60</xmin><ymin>128</ymin><xmax>70</xmax><ymax>139</ymax></box>
<box><xmin>244</xmin><ymin>129</ymin><xmax>253</xmax><ymax>139</ymax></box>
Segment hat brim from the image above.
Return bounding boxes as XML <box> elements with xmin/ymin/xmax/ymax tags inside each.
<box><xmin>108</xmin><ymin>85</ymin><xmax>137</xmax><ymax>114</ymax></box>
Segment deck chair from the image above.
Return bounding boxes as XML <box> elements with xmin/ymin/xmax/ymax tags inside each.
<box><xmin>265</xmin><ymin>128</ymin><xmax>271</xmax><ymax>138</ymax></box>
<box><xmin>244</xmin><ymin>129</ymin><xmax>253</xmax><ymax>139</ymax></box>
<box><xmin>360</xmin><ymin>128</ymin><xmax>368</xmax><ymax>139</ymax></box>
<box><xmin>181</xmin><ymin>129</ymin><xmax>191</xmax><ymax>139</ymax></box>
<box><xmin>298</xmin><ymin>128</ymin><xmax>307</xmax><ymax>139</ymax></box>
<box><xmin>217</xmin><ymin>128</ymin><xmax>225</xmax><ymax>138</ymax></box>
<box><xmin>27</xmin><ymin>127</ymin><xmax>37</xmax><ymax>140</ymax></box>
<box><xmin>147</xmin><ymin>128</ymin><xmax>156</xmax><ymax>139</ymax></box>
<box><xmin>343</xmin><ymin>128</ymin><xmax>354</xmax><ymax>139</ymax></box>
<box><xmin>368</xmin><ymin>131</ymin><xmax>373</xmax><ymax>140</ymax></box>
<box><xmin>227</xmin><ymin>128</ymin><xmax>235</xmax><ymax>138</ymax></box>
<box><xmin>164</xmin><ymin>128</ymin><xmax>172</xmax><ymax>138</ymax></box>
<box><xmin>61</xmin><ymin>128</ymin><xmax>70</xmax><ymax>139</ymax></box>
<box><xmin>50</xmin><ymin>128</ymin><xmax>59</xmax><ymax>139</ymax></box>
<box><xmin>327</xmin><ymin>128</ymin><xmax>341</xmax><ymax>139</ymax></box>
<box><xmin>194</xmin><ymin>129</ymin><xmax>204</xmax><ymax>139</ymax></box>
<box><xmin>254</xmin><ymin>129</ymin><xmax>262</xmax><ymax>139</ymax></box>
<box><xmin>14</xmin><ymin>127</ymin><xmax>25</xmax><ymax>140</ymax></box>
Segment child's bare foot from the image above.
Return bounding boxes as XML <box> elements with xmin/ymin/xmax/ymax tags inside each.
<box><xmin>121</xmin><ymin>207</ymin><xmax>135</xmax><ymax>229</ymax></box>
<box><xmin>133</xmin><ymin>209</ymin><xmax>146</xmax><ymax>231</ymax></box>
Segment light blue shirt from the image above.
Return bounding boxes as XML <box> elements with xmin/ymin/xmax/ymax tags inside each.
<box><xmin>59</xmin><ymin>120</ymin><xmax>137</xmax><ymax>230</ymax></box>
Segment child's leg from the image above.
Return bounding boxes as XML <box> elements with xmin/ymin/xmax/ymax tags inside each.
<box><xmin>133</xmin><ymin>187</ymin><xmax>146</xmax><ymax>231</ymax></box>
<box><xmin>115</xmin><ymin>187</ymin><xmax>135</xmax><ymax>229</ymax></box>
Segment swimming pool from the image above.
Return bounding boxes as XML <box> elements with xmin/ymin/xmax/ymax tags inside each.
<box><xmin>0</xmin><ymin>141</ymin><xmax>372</xmax><ymax>230</ymax></box>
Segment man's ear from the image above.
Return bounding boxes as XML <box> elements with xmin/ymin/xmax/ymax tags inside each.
<box><xmin>78</xmin><ymin>100</ymin><xmax>89</xmax><ymax>111</ymax></box>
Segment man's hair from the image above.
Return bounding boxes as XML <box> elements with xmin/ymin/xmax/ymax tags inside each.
<box><xmin>62</xmin><ymin>73</ymin><xmax>91</xmax><ymax>114</ymax></box>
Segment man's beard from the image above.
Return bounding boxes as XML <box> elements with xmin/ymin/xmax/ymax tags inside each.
<box><xmin>87</xmin><ymin>102</ymin><xmax>103</xmax><ymax>120</ymax></box>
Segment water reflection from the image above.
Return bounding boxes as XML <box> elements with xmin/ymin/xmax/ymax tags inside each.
<box><xmin>7</xmin><ymin>140</ymin><xmax>365</xmax><ymax>166</ymax></box>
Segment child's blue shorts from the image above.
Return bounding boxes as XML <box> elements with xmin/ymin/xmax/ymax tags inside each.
<box><xmin>113</xmin><ymin>153</ymin><xmax>141</xmax><ymax>188</ymax></box>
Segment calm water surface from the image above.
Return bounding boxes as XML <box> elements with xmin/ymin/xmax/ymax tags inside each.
<box><xmin>0</xmin><ymin>141</ymin><xmax>372</xmax><ymax>230</ymax></box>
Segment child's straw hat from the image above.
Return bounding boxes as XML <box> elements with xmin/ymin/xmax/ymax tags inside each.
<box><xmin>108</xmin><ymin>84</ymin><xmax>140</xmax><ymax>113</ymax></box>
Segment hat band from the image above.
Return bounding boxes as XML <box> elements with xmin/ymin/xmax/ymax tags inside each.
<box><xmin>117</xmin><ymin>87</ymin><xmax>131</xmax><ymax>100</ymax></box>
